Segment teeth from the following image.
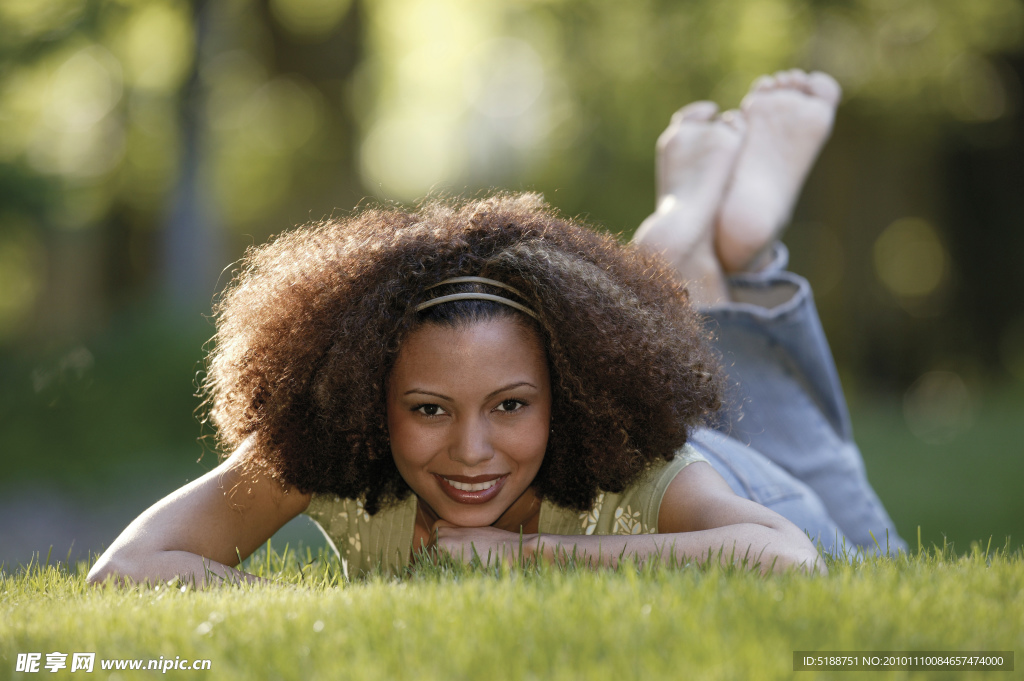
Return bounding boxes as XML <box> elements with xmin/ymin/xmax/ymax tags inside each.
<box><xmin>444</xmin><ymin>477</ymin><xmax>500</xmax><ymax>492</ymax></box>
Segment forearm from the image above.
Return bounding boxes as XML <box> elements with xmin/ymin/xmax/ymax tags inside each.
<box><xmin>529</xmin><ymin>525</ymin><xmax>825</xmax><ymax>575</ymax></box>
<box><xmin>87</xmin><ymin>549</ymin><xmax>268</xmax><ymax>588</ymax></box>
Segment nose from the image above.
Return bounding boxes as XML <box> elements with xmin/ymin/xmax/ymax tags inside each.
<box><xmin>447</xmin><ymin>414</ymin><xmax>495</xmax><ymax>467</ymax></box>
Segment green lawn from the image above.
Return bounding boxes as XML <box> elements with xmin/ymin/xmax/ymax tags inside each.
<box><xmin>2</xmin><ymin>544</ymin><xmax>1021</xmax><ymax>680</ymax></box>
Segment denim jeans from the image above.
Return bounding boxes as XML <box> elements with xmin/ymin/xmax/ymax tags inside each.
<box><xmin>690</xmin><ymin>244</ymin><xmax>906</xmax><ymax>556</ymax></box>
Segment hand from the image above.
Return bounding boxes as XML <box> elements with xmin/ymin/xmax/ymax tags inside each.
<box><xmin>431</xmin><ymin>520</ymin><xmax>538</xmax><ymax>566</ymax></box>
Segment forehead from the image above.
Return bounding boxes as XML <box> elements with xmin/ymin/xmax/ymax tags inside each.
<box><xmin>390</xmin><ymin>318</ymin><xmax>548</xmax><ymax>389</ymax></box>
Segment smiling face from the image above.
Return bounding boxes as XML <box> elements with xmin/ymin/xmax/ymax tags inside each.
<box><xmin>386</xmin><ymin>316</ymin><xmax>551</xmax><ymax>529</ymax></box>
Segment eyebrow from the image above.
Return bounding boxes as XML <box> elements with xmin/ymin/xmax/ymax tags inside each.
<box><xmin>403</xmin><ymin>382</ymin><xmax>538</xmax><ymax>401</ymax></box>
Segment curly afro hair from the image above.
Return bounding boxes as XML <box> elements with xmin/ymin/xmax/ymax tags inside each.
<box><xmin>202</xmin><ymin>192</ymin><xmax>722</xmax><ymax>515</ymax></box>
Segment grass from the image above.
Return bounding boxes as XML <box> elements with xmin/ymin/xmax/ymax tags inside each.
<box><xmin>2</xmin><ymin>540</ymin><xmax>1022</xmax><ymax>681</ymax></box>
<box><xmin>2</xmin><ymin>313</ymin><xmax>1021</xmax><ymax>678</ymax></box>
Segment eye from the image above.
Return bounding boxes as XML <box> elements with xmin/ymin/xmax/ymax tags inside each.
<box><xmin>413</xmin><ymin>403</ymin><xmax>447</xmax><ymax>417</ymax></box>
<box><xmin>496</xmin><ymin>398</ymin><xmax>525</xmax><ymax>413</ymax></box>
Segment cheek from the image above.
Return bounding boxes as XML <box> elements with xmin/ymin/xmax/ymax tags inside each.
<box><xmin>386</xmin><ymin>408</ymin><xmax>431</xmax><ymax>469</ymax></box>
<box><xmin>510</xmin><ymin>410</ymin><xmax>550</xmax><ymax>469</ymax></box>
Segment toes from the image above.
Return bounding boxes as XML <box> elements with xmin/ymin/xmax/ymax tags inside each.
<box><xmin>718</xmin><ymin>109</ymin><xmax>747</xmax><ymax>135</ymax></box>
<box><xmin>750</xmin><ymin>75</ymin><xmax>776</xmax><ymax>93</ymax></box>
<box><xmin>807</xmin><ymin>71</ymin><xmax>842</xmax><ymax>106</ymax></box>
<box><xmin>742</xmin><ymin>72</ymin><xmax>791</xmax><ymax>109</ymax></box>
<box><xmin>659</xmin><ymin>101</ymin><xmax>719</xmax><ymax>150</ymax></box>
<box><xmin>776</xmin><ymin>69</ymin><xmax>805</xmax><ymax>89</ymax></box>
<box><xmin>672</xmin><ymin>101</ymin><xmax>719</xmax><ymax>124</ymax></box>
<box><xmin>750</xmin><ymin>69</ymin><xmax>842</xmax><ymax>105</ymax></box>
<box><xmin>769</xmin><ymin>70</ymin><xmax>791</xmax><ymax>89</ymax></box>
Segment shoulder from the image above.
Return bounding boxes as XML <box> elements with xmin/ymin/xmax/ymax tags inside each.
<box><xmin>658</xmin><ymin>446</ymin><xmax>793</xmax><ymax>534</ymax></box>
<box><xmin>572</xmin><ymin>445</ymin><xmax>709</xmax><ymax>536</ymax></box>
<box><xmin>656</xmin><ymin>446</ymin><xmax>738</xmax><ymax>534</ymax></box>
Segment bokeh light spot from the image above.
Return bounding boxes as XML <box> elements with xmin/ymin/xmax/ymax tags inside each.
<box><xmin>29</xmin><ymin>116</ymin><xmax>125</xmax><ymax>180</ymax></box>
<box><xmin>118</xmin><ymin>2</ymin><xmax>195</xmax><ymax>93</ymax></box>
<box><xmin>24</xmin><ymin>44</ymin><xmax>125</xmax><ymax>180</ymax></box>
<box><xmin>269</xmin><ymin>0</ymin><xmax>353</xmax><ymax>40</ymax></box>
<box><xmin>49</xmin><ymin>45</ymin><xmax>123</xmax><ymax>130</ymax></box>
<box><xmin>943</xmin><ymin>54</ymin><xmax>1012</xmax><ymax>122</ymax></box>
<box><xmin>873</xmin><ymin>217</ymin><xmax>947</xmax><ymax>299</ymax></box>
<box><xmin>0</xmin><ymin>0</ymin><xmax>86</xmax><ymax>44</ymax></box>
<box><xmin>204</xmin><ymin>50</ymin><xmax>269</xmax><ymax>131</ymax></box>
<box><xmin>903</xmin><ymin>370</ymin><xmax>975</xmax><ymax>444</ymax></box>
<box><xmin>464</xmin><ymin>38</ymin><xmax>545</xmax><ymax>119</ymax></box>
<box><xmin>206</xmin><ymin>73</ymin><xmax>323</xmax><ymax>226</ymax></box>
<box><xmin>807</xmin><ymin>12</ymin><xmax>870</xmax><ymax>93</ymax></box>
<box><xmin>360</xmin><ymin>115</ymin><xmax>463</xmax><ymax>200</ymax></box>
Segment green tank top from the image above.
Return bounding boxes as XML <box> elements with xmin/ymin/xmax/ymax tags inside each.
<box><xmin>304</xmin><ymin>444</ymin><xmax>706</xmax><ymax>576</ymax></box>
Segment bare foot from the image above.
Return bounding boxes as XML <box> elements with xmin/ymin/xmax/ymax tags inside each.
<box><xmin>633</xmin><ymin>101</ymin><xmax>745</xmax><ymax>307</ymax></box>
<box><xmin>716</xmin><ymin>70</ymin><xmax>841</xmax><ymax>272</ymax></box>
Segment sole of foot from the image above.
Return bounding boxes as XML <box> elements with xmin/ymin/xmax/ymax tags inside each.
<box><xmin>715</xmin><ymin>69</ymin><xmax>842</xmax><ymax>273</ymax></box>
<box><xmin>634</xmin><ymin>100</ymin><xmax>745</xmax><ymax>266</ymax></box>
<box><xmin>633</xmin><ymin>101</ymin><xmax>745</xmax><ymax>307</ymax></box>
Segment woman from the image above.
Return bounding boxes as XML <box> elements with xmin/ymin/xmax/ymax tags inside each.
<box><xmin>87</xmin><ymin>70</ymin><xmax>903</xmax><ymax>586</ymax></box>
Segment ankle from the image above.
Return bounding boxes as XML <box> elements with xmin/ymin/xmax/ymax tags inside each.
<box><xmin>673</xmin><ymin>251</ymin><xmax>731</xmax><ymax>307</ymax></box>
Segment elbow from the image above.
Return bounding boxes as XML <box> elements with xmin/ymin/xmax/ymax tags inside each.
<box><xmin>768</xmin><ymin>537</ymin><xmax>829</xmax><ymax>576</ymax></box>
<box><xmin>86</xmin><ymin>556</ymin><xmax>119</xmax><ymax>586</ymax></box>
<box><xmin>786</xmin><ymin>550</ymin><xmax>828</xmax><ymax>576</ymax></box>
<box><xmin>86</xmin><ymin>551</ymin><xmax>138</xmax><ymax>587</ymax></box>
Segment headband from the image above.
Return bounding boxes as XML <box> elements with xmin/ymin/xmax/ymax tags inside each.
<box><xmin>414</xmin><ymin>276</ymin><xmax>539</xmax><ymax>320</ymax></box>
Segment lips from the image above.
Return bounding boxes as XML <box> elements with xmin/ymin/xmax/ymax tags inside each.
<box><xmin>433</xmin><ymin>473</ymin><xmax>508</xmax><ymax>504</ymax></box>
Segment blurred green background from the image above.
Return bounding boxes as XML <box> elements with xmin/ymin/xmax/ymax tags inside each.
<box><xmin>1</xmin><ymin>0</ymin><xmax>1022</xmax><ymax>567</ymax></box>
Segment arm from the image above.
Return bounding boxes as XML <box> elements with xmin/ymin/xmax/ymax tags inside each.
<box><xmin>533</xmin><ymin>462</ymin><xmax>825</xmax><ymax>573</ymax></box>
<box><xmin>86</xmin><ymin>438</ymin><xmax>312</xmax><ymax>588</ymax></box>
<box><xmin>433</xmin><ymin>462</ymin><xmax>825</xmax><ymax>575</ymax></box>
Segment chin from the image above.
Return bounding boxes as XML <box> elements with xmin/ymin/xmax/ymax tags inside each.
<box><xmin>445</xmin><ymin>517</ymin><xmax>496</xmax><ymax>528</ymax></box>
<box><xmin>435</xmin><ymin>502</ymin><xmax>506</xmax><ymax>527</ymax></box>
